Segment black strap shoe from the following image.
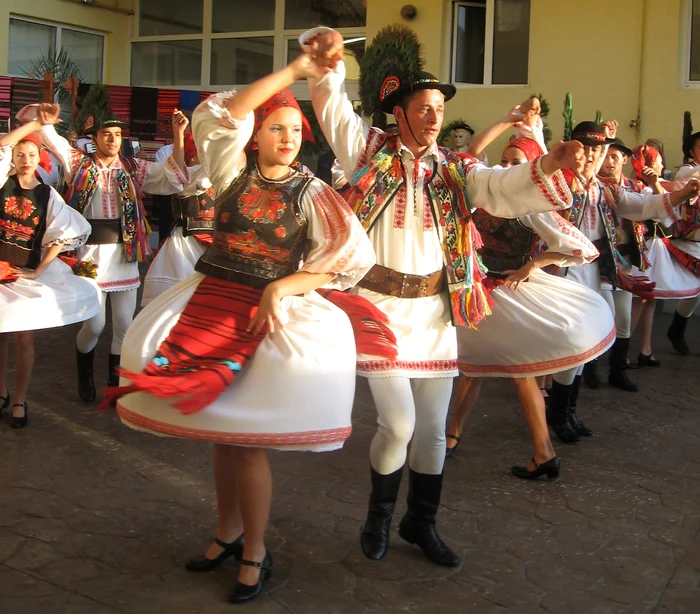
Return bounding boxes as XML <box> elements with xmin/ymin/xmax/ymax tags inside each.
<box><xmin>638</xmin><ymin>353</ymin><xmax>661</xmax><ymax>367</ymax></box>
<box><xmin>229</xmin><ymin>550</ymin><xmax>273</xmax><ymax>604</ymax></box>
<box><xmin>360</xmin><ymin>466</ymin><xmax>403</xmax><ymax>560</ymax></box>
<box><xmin>512</xmin><ymin>456</ymin><xmax>560</xmax><ymax>480</ymax></box>
<box><xmin>10</xmin><ymin>402</ymin><xmax>28</xmax><ymax>429</ymax></box>
<box><xmin>444</xmin><ymin>433</ymin><xmax>461</xmax><ymax>459</ymax></box>
<box><xmin>185</xmin><ymin>534</ymin><xmax>244</xmax><ymax>572</ymax></box>
<box><xmin>76</xmin><ymin>347</ymin><xmax>97</xmax><ymax>403</ymax></box>
<box><xmin>397</xmin><ymin>470</ymin><xmax>460</xmax><ymax>568</ymax></box>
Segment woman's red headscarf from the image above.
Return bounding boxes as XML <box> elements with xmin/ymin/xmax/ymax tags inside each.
<box><xmin>505</xmin><ymin>137</ymin><xmax>543</xmax><ymax>162</ymax></box>
<box><xmin>183</xmin><ymin>133</ymin><xmax>198</xmax><ymax>164</ymax></box>
<box><xmin>249</xmin><ymin>88</ymin><xmax>315</xmax><ymax>151</ymax></box>
<box><xmin>630</xmin><ymin>145</ymin><xmax>661</xmax><ymax>181</ymax></box>
<box><xmin>17</xmin><ymin>133</ymin><xmax>52</xmax><ymax>175</ymax></box>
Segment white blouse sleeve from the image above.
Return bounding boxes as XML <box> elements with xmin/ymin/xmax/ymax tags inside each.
<box><xmin>300</xmin><ymin>178</ymin><xmax>375</xmax><ymax>290</ymax></box>
<box><xmin>192</xmin><ymin>91</ymin><xmax>254</xmax><ymax>198</ymax></box>
<box><xmin>42</xmin><ymin>187</ymin><xmax>91</xmax><ymax>251</ymax></box>
<box><xmin>520</xmin><ymin>212</ymin><xmax>599</xmax><ymax>267</ymax></box>
<box><xmin>131</xmin><ymin>156</ymin><xmax>189</xmax><ymax>196</ymax></box>
<box><xmin>0</xmin><ymin>145</ymin><xmax>13</xmax><ymax>187</ymax></box>
<box><xmin>676</xmin><ymin>164</ymin><xmax>700</xmax><ymax>182</ymax></box>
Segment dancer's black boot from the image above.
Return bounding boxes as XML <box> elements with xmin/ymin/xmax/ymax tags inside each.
<box><xmin>546</xmin><ymin>380</ymin><xmax>580</xmax><ymax>443</ymax></box>
<box><xmin>398</xmin><ymin>470</ymin><xmax>460</xmax><ymax>567</ymax></box>
<box><xmin>76</xmin><ymin>347</ymin><xmax>96</xmax><ymax>403</ymax></box>
<box><xmin>582</xmin><ymin>359</ymin><xmax>601</xmax><ymax>389</ymax></box>
<box><xmin>107</xmin><ymin>353</ymin><xmax>121</xmax><ymax>387</ymax></box>
<box><xmin>567</xmin><ymin>375</ymin><xmax>592</xmax><ymax>436</ymax></box>
<box><xmin>608</xmin><ymin>337</ymin><xmax>638</xmax><ymax>392</ymax></box>
<box><xmin>667</xmin><ymin>311</ymin><xmax>690</xmax><ymax>354</ymax></box>
<box><xmin>360</xmin><ymin>466</ymin><xmax>403</xmax><ymax>560</ymax></box>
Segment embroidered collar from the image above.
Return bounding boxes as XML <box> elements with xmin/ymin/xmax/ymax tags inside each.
<box><xmin>94</xmin><ymin>156</ymin><xmax>123</xmax><ymax>172</ymax></box>
<box><xmin>396</xmin><ymin>139</ymin><xmax>439</xmax><ymax>162</ymax></box>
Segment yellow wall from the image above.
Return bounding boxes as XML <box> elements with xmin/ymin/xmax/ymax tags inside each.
<box><xmin>0</xmin><ymin>0</ymin><xmax>132</xmax><ymax>85</ymax></box>
<box><xmin>367</xmin><ymin>0</ymin><xmax>699</xmax><ymax>172</ymax></box>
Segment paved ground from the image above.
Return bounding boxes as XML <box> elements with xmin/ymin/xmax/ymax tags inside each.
<box><xmin>1</xmin><ymin>308</ymin><xmax>700</xmax><ymax>613</ymax></box>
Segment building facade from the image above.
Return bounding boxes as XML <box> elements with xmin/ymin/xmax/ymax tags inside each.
<box><xmin>1</xmin><ymin>0</ymin><xmax>699</xmax><ymax>170</ymax></box>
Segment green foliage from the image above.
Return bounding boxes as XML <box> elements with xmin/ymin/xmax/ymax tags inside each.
<box><xmin>76</xmin><ymin>83</ymin><xmax>110</xmax><ymax>134</ymax></box>
<box><xmin>298</xmin><ymin>100</ymin><xmax>330</xmax><ymax>158</ymax></box>
<box><xmin>595</xmin><ymin>110</ymin><xmax>604</xmax><ymax>124</ymax></box>
<box><xmin>359</xmin><ymin>24</ymin><xmax>423</xmax><ymax>120</ymax></box>
<box><xmin>562</xmin><ymin>92</ymin><xmax>574</xmax><ymax>142</ymax></box>
<box><xmin>438</xmin><ymin>118</ymin><xmax>468</xmax><ymax>147</ymax></box>
<box><xmin>24</xmin><ymin>48</ymin><xmax>83</xmax><ymax>136</ymax></box>
<box><xmin>683</xmin><ymin>111</ymin><xmax>693</xmax><ymax>162</ymax></box>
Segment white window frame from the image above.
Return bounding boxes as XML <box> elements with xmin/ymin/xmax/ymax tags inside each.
<box><xmin>683</xmin><ymin>0</ymin><xmax>700</xmax><ymax>88</ymax></box>
<box><xmin>130</xmin><ymin>0</ymin><xmax>364</xmax><ymax>98</ymax></box>
<box><xmin>448</xmin><ymin>0</ymin><xmax>531</xmax><ymax>89</ymax></box>
<box><xmin>8</xmin><ymin>15</ymin><xmax>106</xmax><ymax>82</ymax></box>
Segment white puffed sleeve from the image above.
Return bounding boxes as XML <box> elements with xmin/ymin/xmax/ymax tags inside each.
<box><xmin>41</xmin><ymin>187</ymin><xmax>91</xmax><ymax>252</ymax></box>
<box><xmin>520</xmin><ymin>212</ymin><xmax>599</xmax><ymax>267</ymax></box>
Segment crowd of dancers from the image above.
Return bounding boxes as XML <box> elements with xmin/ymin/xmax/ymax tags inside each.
<box><xmin>1</xmin><ymin>23</ymin><xmax>700</xmax><ymax>605</ymax></box>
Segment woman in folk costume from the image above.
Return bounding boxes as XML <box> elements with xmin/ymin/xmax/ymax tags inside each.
<box><xmin>666</xmin><ymin>129</ymin><xmax>700</xmax><ymax>354</ymax></box>
<box><xmin>0</xmin><ymin>117</ymin><xmax>100</xmax><ymax>428</ymax></box>
<box><xmin>624</xmin><ymin>145</ymin><xmax>700</xmax><ymax>365</ymax></box>
<box><xmin>102</xmin><ymin>59</ymin><xmax>380</xmax><ymax>604</ymax></box>
<box><xmin>547</xmin><ymin>121</ymin><xmax>700</xmax><ymax>444</ymax></box>
<box><xmin>18</xmin><ymin>91</ymin><xmax>189</xmax><ymax>404</ymax></box>
<box><xmin>141</xmin><ymin>133</ymin><xmax>215</xmax><ymax>305</ymax></box>
<box><xmin>303</xmin><ymin>25</ymin><xmax>586</xmax><ymax>567</ymax></box>
<box><xmin>444</xmin><ymin>106</ymin><xmax>613</xmax><ymax>479</ymax></box>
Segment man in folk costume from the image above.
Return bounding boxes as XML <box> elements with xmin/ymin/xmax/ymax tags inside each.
<box><xmin>21</xmin><ymin>91</ymin><xmax>189</xmax><ymax>403</ymax></box>
<box><xmin>666</xmin><ymin>129</ymin><xmax>700</xmax><ymax>353</ymax></box>
<box><xmin>302</xmin><ymin>25</ymin><xmax>585</xmax><ymax>567</ymax></box>
<box><xmin>547</xmin><ymin>121</ymin><xmax>700</xmax><ymax>443</ymax></box>
<box><xmin>588</xmin><ymin>136</ymin><xmax>655</xmax><ymax>389</ymax></box>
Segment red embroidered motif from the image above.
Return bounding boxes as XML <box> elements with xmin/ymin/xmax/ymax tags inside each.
<box><xmin>357</xmin><ymin>359</ymin><xmax>458</xmax><ymax>372</ymax></box>
<box><xmin>214</xmin><ymin>229</ymin><xmax>290</xmax><ymax>263</ymax></box>
<box><xmin>393</xmin><ymin>189</ymin><xmax>406</xmax><ymax>229</ymax></box>
<box><xmin>4</xmin><ymin>195</ymin><xmax>34</xmax><ymax>220</ymax></box>
<box><xmin>380</xmin><ymin>76</ymin><xmax>401</xmax><ymax>102</ymax></box>
<box><xmin>239</xmin><ymin>184</ymin><xmax>287</xmax><ymax>224</ymax></box>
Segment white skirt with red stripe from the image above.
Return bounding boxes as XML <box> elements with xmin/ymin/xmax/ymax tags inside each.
<box><xmin>116</xmin><ymin>273</ymin><xmax>357</xmax><ymax>452</ymax></box>
<box><xmin>629</xmin><ymin>237</ymin><xmax>700</xmax><ymax>299</ymax></box>
<box><xmin>141</xmin><ymin>228</ymin><xmax>207</xmax><ymax>306</ymax></box>
<box><xmin>456</xmin><ymin>269</ymin><xmax>615</xmax><ymax>378</ymax></box>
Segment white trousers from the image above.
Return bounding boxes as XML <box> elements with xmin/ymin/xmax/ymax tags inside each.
<box><xmin>368</xmin><ymin>377</ymin><xmax>454</xmax><ymax>476</ymax></box>
<box><xmin>601</xmin><ymin>289</ymin><xmax>632</xmax><ymax>339</ymax></box>
<box><xmin>76</xmin><ymin>289</ymin><xmax>138</xmax><ymax>355</ymax></box>
<box><xmin>678</xmin><ymin>295</ymin><xmax>700</xmax><ymax>318</ymax></box>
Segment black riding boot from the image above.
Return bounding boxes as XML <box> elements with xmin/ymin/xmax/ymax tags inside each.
<box><xmin>667</xmin><ymin>311</ymin><xmax>690</xmax><ymax>355</ymax></box>
<box><xmin>107</xmin><ymin>353</ymin><xmax>121</xmax><ymax>387</ymax></box>
<box><xmin>360</xmin><ymin>466</ymin><xmax>403</xmax><ymax>560</ymax></box>
<box><xmin>76</xmin><ymin>347</ymin><xmax>96</xmax><ymax>403</ymax></box>
<box><xmin>398</xmin><ymin>470</ymin><xmax>460</xmax><ymax>568</ymax></box>
<box><xmin>546</xmin><ymin>380</ymin><xmax>580</xmax><ymax>443</ymax></box>
<box><xmin>582</xmin><ymin>359</ymin><xmax>601</xmax><ymax>389</ymax></box>
<box><xmin>608</xmin><ymin>337</ymin><xmax>638</xmax><ymax>392</ymax></box>
<box><xmin>567</xmin><ymin>375</ymin><xmax>592</xmax><ymax>436</ymax></box>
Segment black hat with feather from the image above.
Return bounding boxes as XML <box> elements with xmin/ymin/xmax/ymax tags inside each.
<box><xmin>76</xmin><ymin>83</ymin><xmax>128</xmax><ymax>135</ymax></box>
<box><xmin>359</xmin><ymin>25</ymin><xmax>456</xmax><ymax>120</ymax></box>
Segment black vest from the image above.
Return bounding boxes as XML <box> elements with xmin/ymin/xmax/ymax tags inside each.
<box><xmin>195</xmin><ymin>161</ymin><xmax>313</xmax><ymax>287</ymax></box>
<box><xmin>0</xmin><ymin>176</ymin><xmax>50</xmax><ymax>269</ymax></box>
<box><xmin>472</xmin><ymin>209</ymin><xmax>536</xmax><ymax>276</ymax></box>
<box><xmin>171</xmin><ymin>185</ymin><xmax>216</xmax><ymax>236</ymax></box>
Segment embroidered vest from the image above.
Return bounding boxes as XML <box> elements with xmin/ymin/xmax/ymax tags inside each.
<box><xmin>171</xmin><ymin>185</ymin><xmax>216</xmax><ymax>236</ymax></box>
<box><xmin>472</xmin><ymin>209</ymin><xmax>536</xmax><ymax>275</ymax></box>
<box><xmin>616</xmin><ymin>176</ymin><xmax>649</xmax><ymax>269</ymax></box>
<box><xmin>0</xmin><ymin>176</ymin><xmax>50</xmax><ymax>269</ymax></box>
<box><xmin>195</xmin><ymin>160</ymin><xmax>312</xmax><ymax>287</ymax></box>
<box><xmin>343</xmin><ymin>128</ymin><xmax>491</xmax><ymax>328</ymax></box>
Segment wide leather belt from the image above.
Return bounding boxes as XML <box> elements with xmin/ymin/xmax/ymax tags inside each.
<box><xmin>357</xmin><ymin>264</ymin><xmax>446</xmax><ymax>298</ymax></box>
<box><xmin>86</xmin><ymin>220</ymin><xmax>122</xmax><ymax>244</ymax></box>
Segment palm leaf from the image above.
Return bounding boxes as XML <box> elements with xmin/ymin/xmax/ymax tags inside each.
<box><xmin>683</xmin><ymin>111</ymin><xmax>693</xmax><ymax>163</ymax></box>
<box><xmin>562</xmin><ymin>92</ymin><xmax>574</xmax><ymax>142</ymax></box>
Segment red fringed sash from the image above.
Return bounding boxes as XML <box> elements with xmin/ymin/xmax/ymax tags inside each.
<box><xmin>316</xmin><ymin>289</ymin><xmax>398</xmax><ymax>359</ymax></box>
<box><xmin>0</xmin><ymin>261</ymin><xmax>18</xmax><ymax>283</ymax></box>
<box><xmin>617</xmin><ymin>271</ymin><xmax>656</xmax><ymax>301</ymax></box>
<box><xmin>101</xmin><ymin>278</ymin><xmax>266</xmax><ymax>414</ymax></box>
<box><xmin>662</xmin><ymin>237</ymin><xmax>700</xmax><ymax>276</ymax></box>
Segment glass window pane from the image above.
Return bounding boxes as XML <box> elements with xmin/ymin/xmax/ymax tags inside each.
<box><xmin>212</xmin><ymin>0</ymin><xmax>275</xmax><ymax>33</ymax></box>
<box><xmin>8</xmin><ymin>18</ymin><xmax>56</xmax><ymax>77</ymax></box>
<box><xmin>139</xmin><ymin>0</ymin><xmax>203</xmax><ymax>36</ymax></box>
<box><xmin>284</xmin><ymin>0</ymin><xmax>366</xmax><ymax>29</ymax></box>
<box><xmin>492</xmin><ymin>0</ymin><xmax>530</xmax><ymax>85</ymax></box>
<box><xmin>131</xmin><ymin>40</ymin><xmax>202</xmax><ymax>86</ymax></box>
<box><xmin>691</xmin><ymin>0</ymin><xmax>700</xmax><ymax>81</ymax></box>
<box><xmin>62</xmin><ymin>29</ymin><xmax>104</xmax><ymax>83</ymax></box>
<box><xmin>211</xmin><ymin>38</ymin><xmax>274</xmax><ymax>86</ymax></box>
<box><xmin>453</xmin><ymin>4</ymin><xmax>485</xmax><ymax>84</ymax></box>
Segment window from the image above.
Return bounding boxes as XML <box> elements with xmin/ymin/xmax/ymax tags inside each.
<box><xmin>690</xmin><ymin>0</ymin><xmax>700</xmax><ymax>82</ymax></box>
<box><xmin>8</xmin><ymin>17</ymin><xmax>104</xmax><ymax>83</ymax></box>
<box><xmin>131</xmin><ymin>0</ymin><xmax>366</xmax><ymax>90</ymax></box>
<box><xmin>451</xmin><ymin>0</ymin><xmax>530</xmax><ymax>86</ymax></box>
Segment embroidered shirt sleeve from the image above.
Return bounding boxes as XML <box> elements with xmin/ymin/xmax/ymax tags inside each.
<box><xmin>139</xmin><ymin>156</ymin><xmax>189</xmax><ymax>195</ymax></box>
<box><xmin>41</xmin><ymin>187</ymin><xmax>91</xmax><ymax>250</ymax></box>
<box><xmin>521</xmin><ymin>211</ymin><xmax>598</xmax><ymax>266</ymax></box>
<box><xmin>192</xmin><ymin>90</ymin><xmax>252</xmax><ymax>197</ymax></box>
<box><xmin>39</xmin><ymin>124</ymin><xmax>84</xmax><ymax>178</ymax></box>
<box><xmin>301</xmin><ymin>179</ymin><xmax>375</xmax><ymax>290</ymax></box>
<box><xmin>615</xmin><ymin>190</ymin><xmax>680</xmax><ymax>225</ymax></box>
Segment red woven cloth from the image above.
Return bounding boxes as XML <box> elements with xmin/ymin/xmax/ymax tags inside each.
<box><xmin>102</xmin><ymin>278</ymin><xmax>266</xmax><ymax>414</ymax></box>
<box><xmin>662</xmin><ymin>237</ymin><xmax>700</xmax><ymax>276</ymax></box>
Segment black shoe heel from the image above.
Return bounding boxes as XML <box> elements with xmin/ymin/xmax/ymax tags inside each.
<box><xmin>10</xmin><ymin>402</ymin><xmax>28</xmax><ymax>429</ymax></box>
<box><xmin>185</xmin><ymin>534</ymin><xmax>244</xmax><ymax>572</ymax></box>
<box><xmin>512</xmin><ymin>456</ymin><xmax>560</xmax><ymax>480</ymax></box>
<box><xmin>638</xmin><ymin>353</ymin><xmax>661</xmax><ymax>367</ymax></box>
<box><xmin>229</xmin><ymin>550</ymin><xmax>273</xmax><ymax>604</ymax></box>
<box><xmin>444</xmin><ymin>433</ymin><xmax>461</xmax><ymax>459</ymax></box>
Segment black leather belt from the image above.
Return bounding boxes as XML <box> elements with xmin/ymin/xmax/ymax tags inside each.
<box><xmin>86</xmin><ymin>220</ymin><xmax>122</xmax><ymax>244</ymax></box>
